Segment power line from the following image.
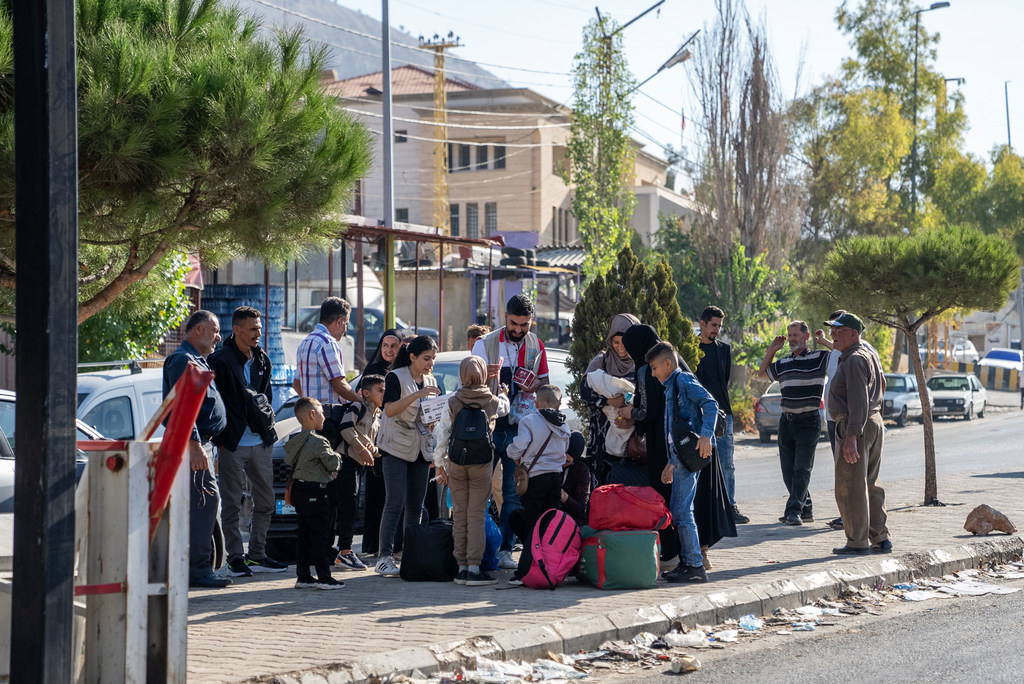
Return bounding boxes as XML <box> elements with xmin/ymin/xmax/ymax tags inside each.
<box><xmin>344</xmin><ymin>107</ymin><xmax>569</xmax><ymax>130</ymax></box>
<box><xmin>394</xmin><ymin>0</ymin><xmax>580</xmax><ymax>49</ymax></box>
<box><xmin>364</xmin><ymin>126</ymin><xmax>562</xmax><ymax>148</ymax></box>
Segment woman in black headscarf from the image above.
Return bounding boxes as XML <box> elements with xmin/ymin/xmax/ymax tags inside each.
<box><xmin>580</xmin><ymin>313</ymin><xmax>641</xmax><ymax>484</ymax></box>
<box><xmin>621</xmin><ymin>324</ymin><xmax>680</xmax><ymax>562</ymax></box>
<box><xmin>358</xmin><ymin>328</ymin><xmax>403</xmax><ymax>556</ymax></box>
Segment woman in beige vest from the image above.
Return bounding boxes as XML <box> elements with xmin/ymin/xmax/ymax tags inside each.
<box><xmin>373</xmin><ymin>335</ymin><xmax>440</xmax><ymax>577</ymax></box>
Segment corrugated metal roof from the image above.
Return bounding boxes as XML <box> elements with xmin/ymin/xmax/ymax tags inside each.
<box><xmin>536</xmin><ymin>247</ymin><xmax>584</xmax><ymax>269</ymax></box>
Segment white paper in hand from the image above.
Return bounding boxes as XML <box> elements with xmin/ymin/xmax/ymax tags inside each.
<box><xmin>420</xmin><ymin>393</ymin><xmax>450</xmax><ymax>424</ymax></box>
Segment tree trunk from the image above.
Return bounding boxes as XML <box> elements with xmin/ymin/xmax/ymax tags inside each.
<box><xmin>905</xmin><ymin>330</ymin><xmax>940</xmax><ymax>505</ymax></box>
<box><xmin>890</xmin><ymin>329</ymin><xmax>904</xmax><ymax>372</ymax></box>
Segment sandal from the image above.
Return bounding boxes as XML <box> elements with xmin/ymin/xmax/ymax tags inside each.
<box><xmin>827</xmin><ymin>517</ymin><xmax>844</xmax><ymax>531</ymax></box>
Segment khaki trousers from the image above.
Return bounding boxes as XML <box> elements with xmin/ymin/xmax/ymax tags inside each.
<box><xmin>834</xmin><ymin>413</ymin><xmax>888</xmax><ymax>548</ymax></box>
<box><xmin>447</xmin><ymin>461</ymin><xmax>493</xmax><ymax>566</ymax></box>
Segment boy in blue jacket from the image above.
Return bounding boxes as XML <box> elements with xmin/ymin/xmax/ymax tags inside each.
<box><xmin>646</xmin><ymin>341</ymin><xmax>719</xmax><ymax>583</ymax></box>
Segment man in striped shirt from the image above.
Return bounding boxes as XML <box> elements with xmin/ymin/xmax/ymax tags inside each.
<box><xmin>758</xmin><ymin>321</ymin><xmax>830</xmax><ymax>527</ymax></box>
<box><xmin>294</xmin><ymin>297</ymin><xmax>360</xmax><ymax>404</ymax></box>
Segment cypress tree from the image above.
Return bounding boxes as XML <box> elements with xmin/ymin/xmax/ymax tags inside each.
<box><xmin>566</xmin><ymin>246</ymin><xmax>700</xmax><ymax>414</ymax></box>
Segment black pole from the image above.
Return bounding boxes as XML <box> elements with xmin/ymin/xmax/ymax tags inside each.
<box><xmin>911</xmin><ymin>9</ymin><xmax>920</xmax><ymax>219</ymax></box>
<box><xmin>11</xmin><ymin>0</ymin><xmax>79</xmax><ymax>681</ymax></box>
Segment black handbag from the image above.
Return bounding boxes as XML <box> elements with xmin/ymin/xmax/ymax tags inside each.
<box><xmin>244</xmin><ymin>385</ymin><xmax>276</xmax><ymax>436</ymax></box>
<box><xmin>672</xmin><ymin>426</ymin><xmax>711</xmax><ymax>473</ymax></box>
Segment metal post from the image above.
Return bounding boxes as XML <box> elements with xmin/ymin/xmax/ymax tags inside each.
<box><xmin>328</xmin><ymin>246</ymin><xmax>334</xmax><ymax>297</ymax></box>
<box><xmin>488</xmin><ymin>243</ymin><xmax>494</xmax><ymax>327</ymax></box>
<box><xmin>293</xmin><ymin>260</ymin><xmax>299</xmax><ymax>319</ymax></box>
<box><xmin>1006</xmin><ymin>80</ymin><xmax>1012</xmax><ymax>150</ymax></box>
<box><xmin>356</xmin><ymin>240</ymin><xmax>366</xmax><ymax>368</ymax></box>
<box><xmin>911</xmin><ymin>10</ymin><xmax>921</xmax><ymax>218</ymax></box>
<box><xmin>11</xmin><ymin>0</ymin><xmax>79</xmax><ymax>680</ymax></box>
<box><xmin>414</xmin><ymin>248</ymin><xmax>420</xmax><ymax>331</ymax></box>
<box><xmin>381</xmin><ymin>0</ymin><xmax>396</xmax><ymax>328</ymax></box>
<box><xmin>439</xmin><ymin>240</ymin><xmax>445</xmax><ymax>352</ymax></box>
<box><xmin>264</xmin><ymin>265</ymin><xmax>270</xmax><ymax>323</ymax></box>
<box><xmin>554</xmin><ymin>273</ymin><xmax>561</xmax><ymax>345</ymax></box>
<box><xmin>340</xmin><ymin>241</ymin><xmax>348</xmax><ymax>301</ymax></box>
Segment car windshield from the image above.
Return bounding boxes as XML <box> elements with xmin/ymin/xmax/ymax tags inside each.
<box><xmin>986</xmin><ymin>350</ymin><xmax>1021</xmax><ymax>362</ymax></box>
<box><xmin>927</xmin><ymin>377</ymin><xmax>970</xmax><ymax>392</ymax></box>
<box><xmin>764</xmin><ymin>381</ymin><xmax>781</xmax><ymax>395</ymax></box>
<box><xmin>886</xmin><ymin>377</ymin><xmax>907</xmax><ymax>392</ymax></box>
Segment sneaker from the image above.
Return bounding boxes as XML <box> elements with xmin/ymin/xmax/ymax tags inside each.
<box><xmin>732</xmin><ymin>506</ymin><xmax>750</xmax><ymax>524</ymax></box>
<box><xmin>226</xmin><ymin>556</ymin><xmax>252</xmax><ymax>578</ymax></box>
<box><xmin>294</xmin><ymin>577</ymin><xmax>318</xmax><ymax>590</ymax></box>
<box><xmin>801</xmin><ymin>512</ymin><xmax>815</xmax><ymax>523</ymax></box>
<box><xmin>316</xmin><ymin>577</ymin><xmax>345</xmax><ymax>590</ymax></box>
<box><xmin>497</xmin><ymin>549</ymin><xmax>518</xmax><ymax>570</ymax></box>
<box><xmin>335</xmin><ymin>551</ymin><xmax>368</xmax><ymax>571</ymax></box>
<box><xmin>506</xmin><ymin>577</ymin><xmax>523</xmax><ymax>587</ymax></box>
<box><xmin>665</xmin><ymin>565</ymin><xmax>707</xmax><ymax>583</ymax></box>
<box><xmin>453</xmin><ymin>570</ymin><xmax>469</xmax><ymax>585</ymax></box>
<box><xmin>375</xmin><ymin>556</ymin><xmax>401</xmax><ymax>578</ymax></box>
<box><xmin>465</xmin><ymin>570</ymin><xmax>498</xmax><ymax>587</ymax></box>
<box><xmin>190</xmin><ymin>573</ymin><xmax>232</xmax><ymax>589</ymax></box>
<box><xmin>783</xmin><ymin>514</ymin><xmax>803</xmax><ymax>526</ymax></box>
<box><xmin>244</xmin><ymin>554</ymin><xmax>288</xmax><ymax>573</ymax></box>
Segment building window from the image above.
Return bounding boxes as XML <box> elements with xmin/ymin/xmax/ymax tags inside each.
<box><xmin>557</xmin><ymin>208</ymin><xmax>563</xmax><ymax>245</ymax></box>
<box><xmin>494</xmin><ymin>145</ymin><xmax>506</xmax><ymax>169</ymax></box>
<box><xmin>459</xmin><ymin>144</ymin><xmax>472</xmax><ymax>172</ymax></box>
<box><xmin>466</xmin><ymin>203</ymin><xmax>479</xmax><ymax>239</ymax></box>
<box><xmin>395</xmin><ymin>208</ymin><xmax>409</xmax><ymax>223</ymax></box>
<box><xmin>447</xmin><ymin>142</ymin><xmax>454</xmax><ymax>172</ymax></box>
<box><xmin>450</xmin><ymin>204</ymin><xmax>460</xmax><ymax>237</ymax></box>
<box><xmin>395</xmin><ymin>130</ymin><xmax>408</xmax><ymax>143</ymax></box>
<box><xmin>551</xmin><ymin>207</ymin><xmax>557</xmax><ymax>245</ymax></box>
<box><xmin>476</xmin><ymin>145</ymin><xmax>489</xmax><ymax>170</ymax></box>
<box><xmin>485</xmin><ymin>202</ymin><xmax>497</xmax><ymax>236</ymax></box>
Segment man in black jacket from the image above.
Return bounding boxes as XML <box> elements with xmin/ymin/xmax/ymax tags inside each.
<box><xmin>694</xmin><ymin>305</ymin><xmax>748</xmax><ymax>524</ymax></box>
<box><xmin>209</xmin><ymin>306</ymin><xmax>287</xmax><ymax>577</ymax></box>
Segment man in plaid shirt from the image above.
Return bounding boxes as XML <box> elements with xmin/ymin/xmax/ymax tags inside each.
<box><xmin>294</xmin><ymin>297</ymin><xmax>360</xmax><ymax>404</ymax></box>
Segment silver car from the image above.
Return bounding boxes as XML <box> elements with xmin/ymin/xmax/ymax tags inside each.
<box><xmin>882</xmin><ymin>373</ymin><xmax>927</xmax><ymax>427</ymax></box>
<box><xmin>754</xmin><ymin>382</ymin><xmax>825</xmax><ymax>443</ymax></box>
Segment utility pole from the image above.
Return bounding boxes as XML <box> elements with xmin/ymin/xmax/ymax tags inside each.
<box><xmin>419</xmin><ymin>33</ymin><xmax>462</xmax><ymax>238</ymax></box>
<box><xmin>381</xmin><ymin>0</ymin><xmax>396</xmax><ymax>328</ymax></box>
<box><xmin>1005</xmin><ymin>80</ymin><xmax>1012</xmax><ymax>150</ymax></box>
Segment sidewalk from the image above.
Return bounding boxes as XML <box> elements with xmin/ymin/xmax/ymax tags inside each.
<box><xmin>186</xmin><ymin>468</ymin><xmax>1024</xmax><ymax>683</ymax></box>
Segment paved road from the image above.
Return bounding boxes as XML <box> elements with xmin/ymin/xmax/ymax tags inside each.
<box><xmin>595</xmin><ymin>578</ymin><xmax>1024</xmax><ymax>683</ymax></box>
<box><xmin>733</xmin><ymin>409</ymin><xmax>1023</xmax><ymax>507</ymax></box>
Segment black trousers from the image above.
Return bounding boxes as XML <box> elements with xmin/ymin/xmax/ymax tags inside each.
<box><xmin>512</xmin><ymin>472</ymin><xmax>563</xmax><ymax>579</ymax></box>
<box><xmin>327</xmin><ymin>457</ymin><xmax>363</xmax><ymax>551</ymax></box>
<box><xmin>292</xmin><ymin>481</ymin><xmax>333</xmax><ymax>581</ymax></box>
<box><xmin>778</xmin><ymin>412</ymin><xmax>819</xmax><ymax>517</ymax></box>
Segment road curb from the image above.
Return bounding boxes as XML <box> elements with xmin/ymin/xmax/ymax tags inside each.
<box><xmin>250</xmin><ymin>536</ymin><xmax>1023</xmax><ymax>684</ymax></box>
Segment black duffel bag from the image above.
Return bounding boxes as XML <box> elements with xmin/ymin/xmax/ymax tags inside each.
<box><xmin>399</xmin><ymin>520</ymin><xmax>458</xmax><ymax>582</ymax></box>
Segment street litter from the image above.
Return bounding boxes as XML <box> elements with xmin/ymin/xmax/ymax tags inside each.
<box><xmin>791</xmin><ymin>623</ymin><xmax>815</xmax><ymax>632</ymax></box>
<box><xmin>662</xmin><ymin>630</ymin><xmax>709</xmax><ymax>648</ymax></box>
<box><xmin>901</xmin><ymin>590</ymin><xmax>943</xmax><ymax>601</ymax></box>
<box><xmin>711</xmin><ymin>629</ymin><xmax>738</xmax><ymax>642</ymax></box>
<box><xmin>775</xmin><ymin>630</ymin><xmax>792</xmax><ymax>636</ymax></box>
<box><xmin>738</xmin><ymin>615</ymin><xmax>764</xmax><ymax>631</ymax></box>
<box><xmin>631</xmin><ymin>632</ymin><xmax>659</xmax><ymax>648</ymax></box>
<box><xmin>936</xmin><ymin>580</ymin><xmax>1020</xmax><ymax>597</ymax></box>
<box><xmin>671</xmin><ymin>656</ymin><xmax>701</xmax><ymax>673</ymax></box>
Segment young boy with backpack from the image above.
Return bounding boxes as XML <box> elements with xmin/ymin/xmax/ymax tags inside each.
<box><xmin>506</xmin><ymin>385</ymin><xmax>573</xmax><ymax>585</ymax></box>
<box><xmin>433</xmin><ymin>356</ymin><xmax>509</xmax><ymax>586</ymax></box>
<box><xmin>283</xmin><ymin>397</ymin><xmax>344</xmax><ymax>589</ymax></box>
<box><xmin>327</xmin><ymin>375</ymin><xmax>385</xmax><ymax>570</ymax></box>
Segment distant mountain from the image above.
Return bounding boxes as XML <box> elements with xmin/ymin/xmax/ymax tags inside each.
<box><xmin>232</xmin><ymin>0</ymin><xmax>508</xmax><ymax>89</ymax></box>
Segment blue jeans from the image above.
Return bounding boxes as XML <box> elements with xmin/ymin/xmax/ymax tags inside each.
<box><xmin>669</xmin><ymin>462</ymin><xmax>702</xmax><ymax>569</ymax></box>
<box><xmin>718</xmin><ymin>415</ymin><xmax>736</xmax><ymax>507</ymax></box>
<box><xmin>377</xmin><ymin>453</ymin><xmax>430</xmax><ymax>559</ymax></box>
<box><xmin>493</xmin><ymin>430</ymin><xmax>522</xmax><ymax>552</ymax></box>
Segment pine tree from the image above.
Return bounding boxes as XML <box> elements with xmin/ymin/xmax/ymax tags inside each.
<box><xmin>567</xmin><ymin>246</ymin><xmax>700</xmax><ymax>414</ymax></box>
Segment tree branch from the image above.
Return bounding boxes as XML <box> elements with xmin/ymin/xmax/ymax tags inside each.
<box><xmin>76</xmin><ymin>238</ymin><xmax>172</xmax><ymax>323</ymax></box>
<box><xmin>77</xmin><ymin>260</ymin><xmax>115</xmax><ymax>285</ymax></box>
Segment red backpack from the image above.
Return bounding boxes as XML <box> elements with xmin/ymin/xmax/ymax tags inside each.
<box><xmin>588</xmin><ymin>484</ymin><xmax>672</xmax><ymax>531</ymax></box>
<box><xmin>521</xmin><ymin>509</ymin><xmax>582</xmax><ymax>590</ymax></box>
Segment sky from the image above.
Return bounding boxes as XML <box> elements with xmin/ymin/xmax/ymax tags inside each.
<box><xmin>336</xmin><ymin>0</ymin><xmax>1020</xmax><ymax>176</ymax></box>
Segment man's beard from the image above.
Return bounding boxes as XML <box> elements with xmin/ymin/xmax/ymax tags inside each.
<box><xmin>506</xmin><ymin>328</ymin><xmax>526</xmax><ymax>343</ymax></box>
<box><xmin>789</xmin><ymin>342</ymin><xmax>807</xmax><ymax>354</ymax></box>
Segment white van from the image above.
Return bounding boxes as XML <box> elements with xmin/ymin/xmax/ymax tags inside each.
<box><xmin>76</xmin><ymin>367</ymin><xmax>165</xmax><ymax>440</ymax></box>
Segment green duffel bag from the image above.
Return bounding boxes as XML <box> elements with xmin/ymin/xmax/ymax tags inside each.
<box><xmin>578</xmin><ymin>526</ymin><xmax>661</xmax><ymax>590</ymax></box>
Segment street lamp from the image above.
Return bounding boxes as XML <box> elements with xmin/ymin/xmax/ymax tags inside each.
<box><xmin>629</xmin><ymin>29</ymin><xmax>700</xmax><ymax>95</ymax></box>
<box><xmin>911</xmin><ymin>1</ymin><xmax>950</xmax><ymax>218</ymax></box>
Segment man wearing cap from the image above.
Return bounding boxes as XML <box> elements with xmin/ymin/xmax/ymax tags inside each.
<box><xmin>824</xmin><ymin>313</ymin><xmax>891</xmax><ymax>555</ymax></box>
<box><xmin>758</xmin><ymin>321</ymin><xmax>831</xmax><ymax>526</ymax></box>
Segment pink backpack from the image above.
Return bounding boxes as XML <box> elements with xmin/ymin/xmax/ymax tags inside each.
<box><xmin>521</xmin><ymin>509</ymin><xmax>582</xmax><ymax>590</ymax></box>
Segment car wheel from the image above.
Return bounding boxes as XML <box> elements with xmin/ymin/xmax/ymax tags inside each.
<box><xmin>896</xmin><ymin>406</ymin><xmax>908</xmax><ymax>428</ymax></box>
<box><xmin>758</xmin><ymin>430</ymin><xmax>772</xmax><ymax>444</ymax></box>
<box><xmin>963</xmin><ymin>403</ymin><xmax>973</xmax><ymax>421</ymax></box>
<box><xmin>978</xmin><ymin>401</ymin><xmax>986</xmax><ymax>418</ymax></box>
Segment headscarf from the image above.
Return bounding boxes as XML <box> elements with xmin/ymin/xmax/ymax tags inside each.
<box><xmin>623</xmin><ymin>323</ymin><xmax>692</xmax><ymax>373</ymax></box>
<box><xmin>363</xmin><ymin>328</ymin><xmax>402</xmax><ymax>378</ymax></box>
<box><xmin>587</xmin><ymin>313</ymin><xmax>641</xmax><ymax>377</ymax></box>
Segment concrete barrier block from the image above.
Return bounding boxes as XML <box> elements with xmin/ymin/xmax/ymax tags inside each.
<box><xmin>357</xmin><ymin>647</ymin><xmax>439</xmax><ymax>681</ymax></box>
<box><xmin>792</xmin><ymin>571</ymin><xmax>840</xmax><ymax>604</ymax></box>
<box><xmin>705</xmin><ymin>587</ymin><xmax>763</xmax><ymax>622</ymax></box>
<box><xmin>748</xmin><ymin>579</ymin><xmax>804</xmax><ymax>612</ymax></box>
<box><xmin>429</xmin><ymin>636</ymin><xmax>503</xmax><ymax>671</ymax></box>
<box><xmin>552</xmin><ymin>615</ymin><xmax>618</xmax><ymax>654</ymax></box>
<box><xmin>606</xmin><ymin>604</ymin><xmax>671</xmax><ymax>640</ymax></box>
<box><xmin>658</xmin><ymin>594</ymin><xmax>717</xmax><ymax>629</ymax></box>
<box><xmin>492</xmin><ymin>625</ymin><xmax>563</xmax><ymax>663</ymax></box>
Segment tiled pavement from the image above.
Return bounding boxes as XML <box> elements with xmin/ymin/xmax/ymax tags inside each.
<box><xmin>187</xmin><ymin>466</ymin><xmax>1024</xmax><ymax>682</ymax></box>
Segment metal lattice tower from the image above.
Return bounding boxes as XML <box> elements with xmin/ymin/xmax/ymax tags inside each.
<box><xmin>418</xmin><ymin>33</ymin><xmax>461</xmax><ymax>236</ymax></box>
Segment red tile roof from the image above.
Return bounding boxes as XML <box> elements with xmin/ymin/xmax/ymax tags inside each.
<box><xmin>324</xmin><ymin>65</ymin><xmax>479</xmax><ymax>98</ymax></box>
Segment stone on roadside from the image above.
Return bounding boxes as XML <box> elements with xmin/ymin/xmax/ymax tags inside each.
<box><xmin>964</xmin><ymin>504</ymin><xmax>1016</xmax><ymax>536</ymax></box>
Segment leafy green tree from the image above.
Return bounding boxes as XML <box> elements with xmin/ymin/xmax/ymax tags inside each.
<box><xmin>802</xmin><ymin>225</ymin><xmax>1019</xmax><ymax>506</ymax></box>
<box><xmin>562</xmin><ymin>17</ymin><xmax>637</xmax><ymax>279</ymax></box>
<box><xmin>652</xmin><ymin>214</ymin><xmax>712</xmax><ymax>322</ymax></box>
<box><xmin>0</xmin><ymin>0</ymin><xmax>371</xmax><ymax>323</ymax></box>
<box><xmin>78</xmin><ymin>252</ymin><xmax>192</xmax><ymax>362</ymax></box>
<box><xmin>566</xmin><ymin>246</ymin><xmax>699</xmax><ymax>415</ymax></box>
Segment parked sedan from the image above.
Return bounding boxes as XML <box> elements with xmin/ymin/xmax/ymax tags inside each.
<box><xmin>883</xmin><ymin>373</ymin><xmax>927</xmax><ymax>427</ymax></box>
<box><xmin>925</xmin><ymin>373</ymin><xmax>987</xmax><ymax>420</ymax></box>
<box><xmin>978</xmin><ymin>347</ymin><xmax>1024</xmax><ymax>373</ymax></box>
<box><xmin>754</xmin><ymin>382</ymin><xmax>826</xmax><ymax>443</ymax></box>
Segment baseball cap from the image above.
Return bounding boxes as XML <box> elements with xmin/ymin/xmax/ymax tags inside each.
<box><xmin>823</xmin><ymin>312</ymin><xmax>864</xmax><ymax>332</ymax></box>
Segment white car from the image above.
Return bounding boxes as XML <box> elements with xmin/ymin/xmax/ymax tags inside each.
<box><xmin>925</xmin><ymin>373</ymin><xmax>987</xmax><ymax>420</ymax></box>
<box><xmin>882</xmin><ymin>373</ymin><xmax>927</xmax><ymax>427</ymax></box>
<box><xmin>77</xmin><ymin>367</ymin><xmax>165</xmax><ymax>440</ymax></box>
<box><xmin>977</xmin><ymin>347</ymin><xmax>1024</xmax><ymax>372</ymax></box>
